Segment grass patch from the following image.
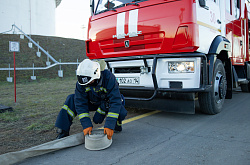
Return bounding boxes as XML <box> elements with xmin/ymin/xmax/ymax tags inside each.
<box><xmin>0</xmin><ymin>111</ymin><xmax>20</xmax><ymax>122</ymax></box>
<box><xmin>26</xmin><ymin>123</ymin><xmax>41</xmax><ymax>130</ymax></box>
<box><xmin>0</xmin><ymin>77</ymin><xmax>77</xmax><ymax>130</ymax></box>
<box><xmin>26</xmin><ymin>122</ymin><xmax>54</xmax><ymax>131</ymax></box>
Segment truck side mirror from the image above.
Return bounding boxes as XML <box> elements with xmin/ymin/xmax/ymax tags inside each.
<box><xmin>199</xmin><ymin>0</ymin><xmax>206</xmax><ymax>7</ymax></box>
<box><xmin>199</xmin><ymin>0</ymin><xmax>209</xmax><ymax>10</ymax></box>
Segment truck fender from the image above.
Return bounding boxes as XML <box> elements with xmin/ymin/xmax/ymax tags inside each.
<box><xmin>207</xmin><ymin>35</ymin><xmax>231</xmax><ymax>84</ymax></box>
<box><xmin>206</xmin><ymin>54</ymin><xmax>217</xmax><ymax>85</ymax></box>
<box><xmin>208</xmin><ymin>35</ymin><xmax>231</xmax><ymax>55</ymax></box>
<box><xmin>246</xmin><ymin>62</ymin><xmax>250</xmax><ymax>80</ymax></box>
<box><xmin>207</xmin><ymin>36</ymin><xmax>233</xmax><ymax>99</ymax></box>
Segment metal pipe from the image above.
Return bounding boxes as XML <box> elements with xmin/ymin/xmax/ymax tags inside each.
<box><xmin>33</xmin><ymin>63</ymin><xmax>35</xmax><ymax>76</ymax></box>
<box><xmin>0</xmin><ymin>62</ymin><xmax>79</xmax><ymax>71</ymax></box>
<box><xmin>124</xmin><ymin>57</ymin><xmax>159</xmax><ymax>101</ymax></box>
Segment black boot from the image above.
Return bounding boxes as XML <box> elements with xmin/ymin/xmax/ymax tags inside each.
<box><xmin>56</xmin><ymin>128</ymin><xmax>69</xmax><ymax>139</ymax></box>
<box><xmin>114</xmin><ymin>121</ymin><xmax>122</xmax><ymax>133</ymax></box>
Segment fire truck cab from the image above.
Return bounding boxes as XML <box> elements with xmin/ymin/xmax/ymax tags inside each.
<box><xmin>86</xmin><ymin>0</ymin><xmax>250</xmax><ymax>114</ymax></box>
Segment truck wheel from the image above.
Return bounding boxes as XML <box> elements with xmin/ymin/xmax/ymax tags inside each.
<box><xmin>198</xmin><ymin>59</ymin><xmax>227</xmax><ymax>115</ymax></box>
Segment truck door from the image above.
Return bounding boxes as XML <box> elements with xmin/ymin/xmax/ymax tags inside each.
<box><xmin>196</xmin><ymin>0</ymin><xmax>221</xmax><ymax>53</ymax></box>
<box><xmin>241</xmin><ymin>1</ymin><xmax>248</xmax><ymax>62</ymax></box>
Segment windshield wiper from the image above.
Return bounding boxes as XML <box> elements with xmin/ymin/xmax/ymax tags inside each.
<box><xmin>126</xmin><ymin>2</ymin><xmax>139</xmax><ymax>6</ymax></box>
<box><xmin>114</xmin><ymin>4</ymin><xmax>126</xmax><ymax>9</ymax></box>
<box><xmin>108</xmin><ymin>8</ymin><xmax>117</xmax><ymax>11</ymax></box>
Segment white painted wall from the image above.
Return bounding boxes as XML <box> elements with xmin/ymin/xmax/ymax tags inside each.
<box><xmin>0</xmin><ymin>0</ymin><xmax>58</xmax><ymax>36</ymax></box>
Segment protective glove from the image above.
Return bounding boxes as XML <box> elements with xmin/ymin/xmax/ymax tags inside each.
<box><xmin>83</xmin><ymin>127</ymin><xmax>93</xmax><ymax>136</ymax></box>
<box><xmin>104</xmin><ymin>128</ymin><xmax>114</xmax><ymax>140</ymax></box>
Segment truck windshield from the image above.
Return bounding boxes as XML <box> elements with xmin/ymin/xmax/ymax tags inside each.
<box><xmin>95</xmin><ymin>0</ymin><xmax>146</xmax><ymax>14</ymax></box>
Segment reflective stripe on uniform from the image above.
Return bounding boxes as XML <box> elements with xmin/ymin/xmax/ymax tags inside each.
<box><xmin>100</xmin><ymin>87</ymin><xmax>107</xmax><ymax>93</ymax></box>
<box><xmin>85</xmin><ymin>87</ymin><xmax>91</xmax><ymax>92</ymax></box>
<box><xmin>107</xmin><ymin>112</ymin><xmax>119</xmax><ymax>119</ymax></box>
<box><xmin>79</xmin><ymin>113</ymin><xmax>90</xmax><ymax>119</ymax></box>
<box><xmin>86</xmin><ymin>87</ymin><xmax>107</xmax><ymax>93</ymax></box>
<box><xmin>117</xmin><ymin>121</ymin><xmax>122</xmax><ymax>126</ymax></box>
<box><xmin>62</xmin><ymin>105</ymin><xmax>76</xmax><ymax>118</ymax></box>
<box><xmin>93</xmin><ymin>87</ymin><xmax>108</xmax><ymax>93</ymax></box>
<box><xmin>97</xmin><ymin>108</ymin><xmax>106</xmax><ymax>115</ymax></box>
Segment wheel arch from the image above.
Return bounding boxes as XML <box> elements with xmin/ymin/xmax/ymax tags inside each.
<box><xmin>208</xmin><ymin>35</ymin><xmax>231</xmax><ymax>55</ymax></box>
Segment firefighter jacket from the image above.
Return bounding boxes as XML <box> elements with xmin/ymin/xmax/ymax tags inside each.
<box><xmin>74</xmin><ymin>69</ymin><xmax>123</xmax><ymax>130</ymax></box>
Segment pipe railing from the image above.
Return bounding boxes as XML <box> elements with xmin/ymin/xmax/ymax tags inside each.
<box><xmin>0</xmin><ymin>24</ymin><xmax>81</xmax><ymax>71</ymax></box>
<box><xmin>0</xmin><ymin>62</ymin><xmax>79</xmax><ymax>71</ymax></box>
<box><xmin>12</xmin><ymin>24</ymin><xmax>58</xmax><ymax>63</ymax></box>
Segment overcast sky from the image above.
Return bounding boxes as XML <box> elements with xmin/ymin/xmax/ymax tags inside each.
<box><xmin>55</xmin><ymin>0</ymin><xmax>90</xmax><ymax>40</ymax></box>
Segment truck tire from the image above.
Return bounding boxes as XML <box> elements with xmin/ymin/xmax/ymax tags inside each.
<box><xmin>198</xmin><ymin>59</ymin><xmax>227</xmax><ymax>115</ymax></box>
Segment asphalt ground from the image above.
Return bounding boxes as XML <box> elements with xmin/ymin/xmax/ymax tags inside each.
<box><xmin>17</xmin><ymin>90</ymin><xmax>250</xmax><ymax>165</ymax></box>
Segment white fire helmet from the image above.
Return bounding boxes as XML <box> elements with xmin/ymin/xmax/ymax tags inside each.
<box><xmin>77</xmin><ymin>59</ymin><xmax>100</xmax><ymax>85</ymax></box>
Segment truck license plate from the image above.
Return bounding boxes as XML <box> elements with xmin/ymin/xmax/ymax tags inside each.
<box><xmin>117</xmin><ymin>77</ymin><xmax>140</xmax><ymax>84</ymax></box>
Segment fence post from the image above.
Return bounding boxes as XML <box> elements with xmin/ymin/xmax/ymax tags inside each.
<box><xmin>58</xmin><ymin>59</ymin><xmax>63</xmax><ymax>77</ymax></box>
<box><xmin>31</xmin><ymin>63</ymin><xmax>36</xmax><ymax>80</ymax></box>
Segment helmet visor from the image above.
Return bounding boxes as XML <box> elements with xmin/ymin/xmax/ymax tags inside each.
<box><xmin>77</xmin><ymin>75</ymin><xmax>92</xmax><ymax>85</ymax></box>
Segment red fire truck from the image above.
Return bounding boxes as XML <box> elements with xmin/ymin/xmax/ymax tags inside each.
<box><xmin>86</xmin><ymin>0</ymin><xmax>250</xmax><ymax>114</ymax></box>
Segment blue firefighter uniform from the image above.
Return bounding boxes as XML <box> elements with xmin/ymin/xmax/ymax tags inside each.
<box><xmin>55</xmin><ymin>69</ymin><xmax>127</xmax><ymax>132</ymax></box>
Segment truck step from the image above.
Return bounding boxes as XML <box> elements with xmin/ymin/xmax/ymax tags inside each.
<box><xmin>238</xmin><ymin>78</ymin><xmax>249</xmax><ymax>84</ymax></box>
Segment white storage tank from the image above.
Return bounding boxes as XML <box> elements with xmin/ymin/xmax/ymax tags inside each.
<box><xmin>0</xmin><ymin>0</ymin><xmax>62</xmax><ymax>36</ymax></box>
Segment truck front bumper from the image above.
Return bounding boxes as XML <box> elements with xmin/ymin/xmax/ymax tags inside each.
<box><xmin>105</xmin><ymin>53</ymin><xmax>211</xmax><ymax>101</ymax></box>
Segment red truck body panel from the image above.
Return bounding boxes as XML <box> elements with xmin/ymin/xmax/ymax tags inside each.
<box><xmin>87</xmin><ymin>0</ymin><xmax>199</xmax><ymax>59</ymax></box>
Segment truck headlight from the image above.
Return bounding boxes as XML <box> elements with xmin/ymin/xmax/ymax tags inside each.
<box><xmin>168</xmin><ymin>61</ymin><xmax>195</xmax><ymax>73</ymax></box>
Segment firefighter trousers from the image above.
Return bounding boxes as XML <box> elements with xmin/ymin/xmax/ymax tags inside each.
<box><xmin>55</xmin><ymin>94</ymin><xmax>127</xmax><ymax>132</ymax></box>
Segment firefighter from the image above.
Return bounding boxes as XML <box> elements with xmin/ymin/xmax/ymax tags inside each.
<box><xmin>55</xmin><ymin>59</ymin><xmax>127</xmax><ymax>140</ymax></box>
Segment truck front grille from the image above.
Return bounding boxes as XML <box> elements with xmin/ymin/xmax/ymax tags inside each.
<box><xmin>99</xmin><ymin>32</ymin><xmax>164</xmax><ymax>54</ymax></box>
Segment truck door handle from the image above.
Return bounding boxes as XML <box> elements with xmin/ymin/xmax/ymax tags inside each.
<box><xmin>217</xmin><ymin>19</ymin><xmax>221</xmax><ymax>24</ymax></box>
